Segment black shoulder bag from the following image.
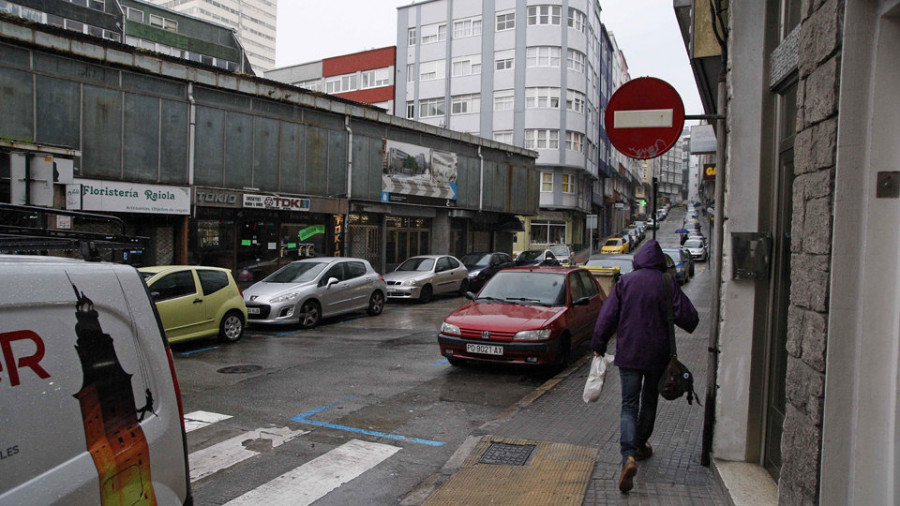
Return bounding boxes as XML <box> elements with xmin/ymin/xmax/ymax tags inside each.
<box><xmin>657</xmin><ymin>274</ymin><xmax>701</xmax><ymax>406</ymax></box>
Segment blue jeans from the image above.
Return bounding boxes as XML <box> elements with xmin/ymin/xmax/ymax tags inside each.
<box><xmin>619</xmin><ymin>367</ymin><xmax>664</xmax><ymax>459</ymax></box>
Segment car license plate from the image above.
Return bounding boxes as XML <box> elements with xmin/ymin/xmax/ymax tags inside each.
<box><xmin>247</xmin><ymin>307</ymin><xmax>260</xmax><ymax>314</ymax></box>
<box><xmin>467</xmin><ymin>343</ymin><xmax>503</xmax><ymax>356</ymax></box>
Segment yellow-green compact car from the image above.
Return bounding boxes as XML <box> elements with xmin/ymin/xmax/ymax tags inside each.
<box><xmin>139</xmin><ymin>265</ymin><xmax>248</xmax><ymax>343</ymax></box>
<box><xmin>600</xmin><ymin>237</ymin><xmax>629</xmax><ymax>254</ymax></box>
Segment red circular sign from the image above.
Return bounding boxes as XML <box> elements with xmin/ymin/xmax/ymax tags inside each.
<box><xmin>605</xmin><ymin>77</ymin><xmax>685</xmax><ymax>160</ymax></box>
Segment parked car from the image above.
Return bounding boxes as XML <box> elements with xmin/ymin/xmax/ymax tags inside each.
<box><xmin>1</xmin><ymin>256</ymin><xmax>191</xmax><ymax>505</ymax></box>
<box><xmin>646</xmin><ymin>217</ymin><xmax>658</xmax><ymax>230</ymax></box>
<box><xmin>383</xmin><ymin>255</ymin><xmax>469</xmax><ymax>302</ymax></box>
<box><xmin>684</xmin><ymin>238</ymin><xmax>708</xmax><ymax>261</ymax></box>
<box><xmin>243</xmin><ymin>257</ymin><xmax>386</xmax><ymax>328</ymax></box>
<box><xmin>140</xmin><ymin>265</ymin><xmax>248</xmax><ymax>343</ymax></box>
<box><xmin>459</xmin><ymin>252</ymin><xmax>515</xmax><ymax>292</ymax></box>
<box><xmin>548</xmin><ymin>244</ymin><xmax>575</xmax><ymax>266</ymax></box>
<box><xmin>514</xmin><ymin>249</ymin><xmax>561</xmax><ymax>267</ymax></box>
<box><xmin>601</xmin><ymin>237</ymin><xmax>629</xmax><ymax>255</ymax></box>
<box><xmin>438</xmin><ymin>266</ymin><xmax>605</xmax><ymax>370</ymax></box>
<box><xmin>623</xmin><ymin>228</ymin><xmax>640</xmax><ymax>248</ymax></box>
<box><xmin>584</xmin><ymin>252</ymin><xmax>676</xmax><ymax>280</ymax></box>
<box><xmin>662</xmin><ymin>248</ymin><xmax>692</xmax><ymax>285</ymax></box>
<box><xmin>681</xmin><ymin>247</ymin><xmax>696</xmax><ymax>277</ymax></box>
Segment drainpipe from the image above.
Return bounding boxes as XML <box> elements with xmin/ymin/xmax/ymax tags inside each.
<box><xmin>478</xmin><ymin>146</ymin><xmax>484</xmax><ymax>212</ymax></box>
<box><xmin>188</xmin><ymin>83</ymin><xmax>196</xmax><ymax>203</ymax></box>
<box><xmin>344</xmin><ymin>116</ymin><xmax>353</xmax><ymax>258</ymax></box>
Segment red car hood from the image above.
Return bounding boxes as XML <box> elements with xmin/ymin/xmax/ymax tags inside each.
<box><xmin>445</xmin><ymin>302</ymin><xmax>565</xmax><ymax>331</ymax></box>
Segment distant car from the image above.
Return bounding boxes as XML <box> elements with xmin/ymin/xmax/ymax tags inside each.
<box><xmin>601</xmin><ymin>237</ymin><xmax>629</xmax><ymax>255</ymax></box>
<box><xmin>662</xmin><ymin>248</ymin><xmax>691</xmax><ymax>285</ymax></box>
<box><xmin>548</xmin><ymin>245</ymin><xmax>574</xmax><ymax>266</ymax></box>
<box><xmin>383</xmin><ymin>255</ymin><xmax>469</xmax><ymax>302</ymax></box>
<box><xmin>622</xmin><ymin>228</ymin><xmax>640</xmax><ymax>248</ymax></box>
<box><xmin>514</xmin><ymin>249</ymin><xmax>561</xmax><ymax>267</ymax></box>
<box><xmin>438</xmin><ymin>266</ymin><xmax>605</xmax><ymax>370</ymax></box>
<box><xmin>584</xmin><ymin>252</ymin><xmax>676</xmax><ymax>279</ymax></box>
<box><xmin>243</xmin><ymin>257</ymin><xmax>386</xmax><ymax>328</ymax></box>
<box><xmin>459</xmin><ymin>252</ymin><xmax>515</xmax><ymax>292</ymax></box>
<box><xmin>684</xmin><ymin>238</ymin><xmax>708</xmax><ymax>261</ymax></box>
<box><xmin>646</xmin><ymin>218</ymin><xmax>658</xmax><ymax>230</ymax></box>
<box><xmin>140</xmin><ymin>265</ymin><xmax>248</xmax><ymax>343</ymax></box>
<box><xmin>681</xmin><ymin>247</ymin><xmax>696</xmax><ymax>277</ymax></box>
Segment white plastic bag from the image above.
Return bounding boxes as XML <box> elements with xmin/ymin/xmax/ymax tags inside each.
<box><xmin>583</xmin><ymin>354</ymin><xmax>614</xmax><ymax>403</ymax></box>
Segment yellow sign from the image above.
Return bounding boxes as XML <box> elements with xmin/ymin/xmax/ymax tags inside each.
<box><xmin>703</xmin><ymin>163</ymin><xmax>717</xmax><ymax>181</ymax></box>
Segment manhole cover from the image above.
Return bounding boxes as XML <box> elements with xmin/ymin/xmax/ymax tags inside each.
<box><xmin>217</xmin><ymin>365</ymin><xmax>263</xmax><ymax>374</ymax></box>
<box><xmin>479</xmin><ymin>443</ymin><xmax>536</xmax><ymax>466</ymax></box>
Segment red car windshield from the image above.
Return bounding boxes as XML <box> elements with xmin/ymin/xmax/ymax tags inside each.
<box><xmin>477</xmin><ymin>271</ymin><xmax>567</xmax><ymax>306</ymax></box>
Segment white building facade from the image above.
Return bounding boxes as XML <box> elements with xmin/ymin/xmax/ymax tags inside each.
<box><xmin>146</xmin><ymin>0</ymin><xmax>277</xmax><ymax>73</ymax></box>
<box><xmin>395</xmin><ymin>0</ymin><xmax>604</xmax><ymax>251</ymax></box>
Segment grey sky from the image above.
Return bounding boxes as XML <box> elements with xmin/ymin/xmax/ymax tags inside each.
<box><xmin>275</xmin><ymin>0</ymin><xmax>702</xmax><ymax>115</ymax></box>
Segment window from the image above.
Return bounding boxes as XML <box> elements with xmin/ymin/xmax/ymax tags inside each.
<box><xmin>568</xmin><ymin>8</ymin><xmax>586</xmax><ymax>32</ymax></box>
<box><xmin>493</xmin><ymin>90</ymin><xmax>514</xmax><ymax>110</ymax></box>
<box><xmin>126</xmin><ymin>7</ymin><xmax>144</xmax><ymax>22</ymax></box>
<box><xmin>452</xmin><ymin>55</ymin><xmax>481</xmax><ymax>76</ymax></box>
<box><xmin>451</xmin><ymin>94</ymin><xmax>480</xmax><ymax>115</ymax></box>
<box><xmin>149</xmin><ymin>14</ymin><xmax>164</xmax><ymax>28</ymax></box>
<box><xmin>65</xmin><ymin>19</ymin><xmax>85</xmax><ymax>33</ymax></box>
<box><xmin>526</xmin><ymin>46</ymin><xmax>560</xmax><ymax>67</ymax></box>
<box><xmin>496</xmin><ymin>11</ymin><xmax>515</xmax><ymax>31</ymax></box>
<box><xmin>152</xmin><ymin>271</ymin><xmax>196</xmax><ymax>301</ymax></box>
<box><xmin>531</xmin><ymin>220</ymin><xmax>566</xmax><ymax>244</ymax></box>
<box><xmin>494</xmin><ymin>131</ymin><xmax>514</xmax><ymax>144</ymax></box>
<box><xmin>408</xmin><ymin>27</ymin><xmax>416</xmax><ymax>46</ymax></box>
<box><xmin>361</xmin><ymin>68</ymin><xmax>391</xmax><ymax>88</ymax></box>
<box><xmin>164</xmin><ymin>18</ymin><xmax>177</xmax><ymax>31</ymax></box>
<box><xmin>566</xmin><ymin>132</ymin><xmax>585</xmax><ymax>153</ymax></box>
<box><xmin>567</xmin><ymin>49</ymin><xmax>586</xmax><ymax>73</ymax></box>
<box><xmin>407</xmin><ymin>101</ymin><xmax>415</xmax><ymax>119</ymax></box>
<box><xmin>525</xmin><ymin>130</ymin><xmax>559</xmax><ymax>149</ymax></box>
<box><xmin>561</xmin><ymin>174</ymin><xmax>575</xmax><ymax>193</ymax></box>
<box><xmin>198</xmin><ymin>270</ymin><xmax>229</xmax><ymax>295</ymax></box>
<box><xmin>325</xmin><ymin>74</ymin><xmax>358</xmax><ymax>94</ymax></box>
<box><xmin>527</xmin><ymin>5</ymin><xmax>561</xmax><ymax>25</ymax></box>
<box><xmin>495</xmin><ymin>49</ymin><xmax>514</xmax><ymax>70</ymax></box>
<box><xmin>566</xmin><ymin>90</ymin><xmax>586</xmax><ymax>113</ymax></box>
<box><xmin>419</xmin><ymin>60</ymin><xmax>445</xmax><ymax>81</ymax></box>
<box><xmin>453</xmin><ymin>17</ymin><xmax>482</xmax><ymax>38</ymax></box>
<box><xmin>296</xmin><ymin>79</ymin><xmax>321</xmax><ymax>92</ymax></box>
<box><xmin>541</xmin><ymin>172</ymin><xmax>553</xmax><ymax>192</ymax></box>
<box><xmin>347</xmin><ymin>261</ymin><xmax>366</xmax><ymax>278</ymax></box>
<box><xmin>420</xmin><ymin>98</ymin><xmax>445</xmax><ymax>118</ymax></box>
<box><xmin>526</xmin><ymin>87</ymin><xmax>560</xmax><ymax>109</ymax></box>
<box><xmin>407</xmin><ymin>64</ymin><xmax>415</xmax><ymax>82</ymax></box>
<box><xmin>421</xmin><ymin>23</ymin><xmax>446</xmax><ymax>44</ymax></box>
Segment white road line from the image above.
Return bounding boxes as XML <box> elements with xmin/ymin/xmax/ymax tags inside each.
<box><xmin>189</xmin><ymin>427</ymin><xmax>309</xmax><ymax>482</ymax></box>
<box><xmin>223</xmin><ymin>439</ymin><xmax>401</xmax><ymax>506</ymax></box>
<box><xmin>184</xmin><ymin>410</ymin><xmax>233</xmax><ymax>433</ymax></box>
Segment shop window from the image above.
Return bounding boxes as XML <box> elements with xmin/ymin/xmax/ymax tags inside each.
<box><xmin>531</xmin><ymin>220</ymin><xmax>566</xmax><ymax>244</ymax></box>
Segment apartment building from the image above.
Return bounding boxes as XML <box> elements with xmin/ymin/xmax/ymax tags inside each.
<box><xmin>395</xmin><ymin>0</ymin><xmax>605</xmax><ymax>252</ymax></box>
<box><xmin>146</xmin><ymin>0</ymin><xmax>277</xmax><ymax>73</ymax></box>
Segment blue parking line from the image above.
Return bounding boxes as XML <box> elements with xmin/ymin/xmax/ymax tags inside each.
<box><xmin>291</xmin><ymin>400</ymin><xmax>445</xmax><ymax>447</ymax></box>
<box><xmin>177</xmin><ymin>346</ymin><xmax>219</xmax><ymax>356</ymax></box>
<box><xmin>433</xmin><ymin>359</ymin><xmax>449</xmax><ymax>366</ymax></box>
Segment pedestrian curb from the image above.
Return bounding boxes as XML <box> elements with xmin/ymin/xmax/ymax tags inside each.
<box><xmin>400</xmin><ymin>353</ymin><xmax>593</xmax><ymax>505</ymax></box>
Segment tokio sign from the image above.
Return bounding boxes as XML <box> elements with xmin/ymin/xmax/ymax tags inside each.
<box><xmin>605</xmin><ymin>77</ymin><xmax>685</xmax><ymax>160</ymax></box>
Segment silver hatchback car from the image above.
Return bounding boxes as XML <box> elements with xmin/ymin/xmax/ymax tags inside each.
<box><xmin>383</xmin><ymin>255</ymin><xmax>469</xmax><ymax>302</ymax></box>
<box><xmin>243</xmin><ymin>257</ymin><xmax>386</xmax><ymax>328</ymax></box>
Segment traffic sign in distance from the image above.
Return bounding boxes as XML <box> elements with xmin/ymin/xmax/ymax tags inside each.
<box><xmin>605</xmin><ymin>77</ymin><xmax>685</xmax><ymax>160</ymax></box>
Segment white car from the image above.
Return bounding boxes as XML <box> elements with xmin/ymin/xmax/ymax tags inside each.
<box><xmin>684</xmin><ymin>238</ymin><xmax>708</xmax><ymax>261</ymax></box>
<box><xmin>243</xmin><ymin>257</ymin><xmax>386</xmax><ymax>328</ymax></box>
<box><xmin>383</xmin><ymin>255</ymin><xmax>469</xmax><ymax>302</ymax></box>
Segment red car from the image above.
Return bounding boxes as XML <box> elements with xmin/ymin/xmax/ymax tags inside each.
<box><xmin>438</xmin><ymin>266</ymin><xmax>606</xmax><ymax>370</ymax></box>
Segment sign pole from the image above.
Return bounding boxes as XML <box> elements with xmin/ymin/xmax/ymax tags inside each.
<box><xmin>651</xmin><ymin>176</ymin><xmax>658</xmax><ymax>241</ymax></box>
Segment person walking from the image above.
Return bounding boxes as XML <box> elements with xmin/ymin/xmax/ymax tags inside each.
<box><xmin>591</xmin><ymin>239</ymin><xmax>699</xmax><ymax>493</ymax></box>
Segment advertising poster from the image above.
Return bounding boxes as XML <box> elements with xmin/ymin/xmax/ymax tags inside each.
<box><xmin>381</xmin><ymin>140</ymin><xmax>458</xmax><ymax>207</ymax></box>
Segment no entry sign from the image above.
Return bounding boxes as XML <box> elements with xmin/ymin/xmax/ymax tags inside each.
<box><xmin>605</xmin><ymin>77</ymin><xmax>685</xmax><ymax>160</ymax></box>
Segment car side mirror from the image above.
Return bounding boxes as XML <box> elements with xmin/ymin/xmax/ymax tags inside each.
<box><xmin>326</xmin><ymin>276</ymin><xmax>339</xmax><ymax>287</ymax></box>
<box><xmin>150</xmin><ymin>291</ymin><xmax>161</xmax><ymax>301</ymax></box>
<box><xmin>465</xmin><ymin>291</ymin><xmax>476</xmax><ymax>300</ymax></box>
<box><xmin>572</xmin><ymin>296</ymin><xmax>591</xmax><ymax>306</ymax></box>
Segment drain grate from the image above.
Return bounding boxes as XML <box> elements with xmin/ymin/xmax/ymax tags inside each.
<box><xmin>217</xmin><ymin>364</ymin><xmax>263</xmax><ymax>374</ymax></box>
<box><xmin>479</xmin><ymin>443</ymin><xmax>536</xmax><ymax>466</ymax></box>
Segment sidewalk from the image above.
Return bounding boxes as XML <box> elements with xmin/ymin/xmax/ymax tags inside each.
<box><xmin>409</xmin><ymin>255</ymin><xmax>729</xmax><ymax>505</ymax></box>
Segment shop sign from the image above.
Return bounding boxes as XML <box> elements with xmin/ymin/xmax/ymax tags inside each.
<box><xmin>332</xmin><ymin>215</ymin><xmax>344</xmax><ymax>257</ymax></box>
<box><xmin>703</xmin><ymin>163</ymin><xmax>717</xmax><ymax>181</ymax></box>
<box><xmin>195</xmin><ymin>188</ymin><xmax>242</xmax><ymax>208</ymax></box>
<box><xmin>298</xmin><ymin>225</ymin><xmax>325</xmax><ymax>241</ymax></box>
<box><xmin>66</xmin><ymin>179</ymin><xmax>190</xmax><ymax>215</ymax></box>
<box><xmin>244</xmin><ymin>194</ymin><xmax>311</xmax><ymax>211</ymax></box>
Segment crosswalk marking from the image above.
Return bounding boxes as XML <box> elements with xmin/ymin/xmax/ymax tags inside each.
<box><xmin>223</xmin><ymin>439</ymin><xmax>401</xmax><ymax>506</ymax></box>
<box><xmin>184</xmin><ymin>410</ymin><xmax>233</xmax><ymax>433</ymax></box>
<box><xmin>189</xmin><ymin>426</ymin><xmax>309</xmax><ymax>482</ymax></box>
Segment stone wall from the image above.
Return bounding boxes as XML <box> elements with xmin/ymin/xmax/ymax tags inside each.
<box><xmin>779</xmin><ymin>0</ymin><xmax>843</xmax><ymax>503</ymax></box>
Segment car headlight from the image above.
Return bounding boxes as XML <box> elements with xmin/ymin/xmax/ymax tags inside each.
<box><xmin>468</xmin><ymin>271</ymin><xmax>480</xmax><ymax>280</ymax></box>
<box><xmin>404</xmin><ymin>278</ymin><xmax>421</xmax><ymax>286</ymax></box>
<box><xmin>514</xmin><ymin>328</ymin><xmax>551</xmax><ymax>341</ymax></box>
<box><xmin>441</xmin><ymin>322</ymin><xmax>460</xmax><ymax>335</ymax></box>
<box><xmin>269</xmin><ymin>291</ymin><xmax>301</xmax><ymax>304</ymax></box>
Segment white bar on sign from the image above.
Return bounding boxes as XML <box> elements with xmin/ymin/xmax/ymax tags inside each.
<box><xmin>614</xmin><ymin>109</ymin><xmax>674</xmax><ymax>129</ymax></box>
<box><xmin>224</xmin><ymin>439</ymin><xmax>401</xmax><ymax>506</ymax></box>
<box><xmin>190</xmin><ymin>427</ymin><xmax>309</xmax><ymax>482</ymax></box>
<box><xmin>184</xmin><ymin>410</ymin><xmax>233</xmax><ymax>433</ymax></box>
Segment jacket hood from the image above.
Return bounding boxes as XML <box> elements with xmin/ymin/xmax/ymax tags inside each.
<box><xmin>633</xmin><ymin>239</ymin><xmax>668</xmax><ymax>272</ymax></box>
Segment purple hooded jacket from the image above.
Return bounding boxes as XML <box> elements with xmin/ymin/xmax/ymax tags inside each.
<box><xmin>591</xmin><ymin>239</ymin><xmax>699</xmax><ymax>371</ymax></box>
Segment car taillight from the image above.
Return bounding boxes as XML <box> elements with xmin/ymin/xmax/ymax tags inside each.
<box><xmin>379</xmin><ymin>275</ymin><xmax>385</xmax><ymax>282</ymax></box>
<box><xmin>164</xmin><ymin>346</ymin><xmax>186</xmax><ymax>431</ymax></box>
<box><xmin>238</xmin><ymin>286</ymin><xmax>244</xmax><ymax>297</ymax></box>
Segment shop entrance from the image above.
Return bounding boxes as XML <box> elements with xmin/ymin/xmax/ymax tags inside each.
<box><xmin>385</xmin><ymin>217</ymin><xmax>430</xmax><ymax>270</ymax></box>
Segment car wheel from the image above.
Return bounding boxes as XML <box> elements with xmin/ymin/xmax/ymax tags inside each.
<box><xmin>419</xmin><ymin>284</ymin><xmax>433</xmax><ymax>303</ymax></box>
<box><xmin>553</xmin><ymin>335</ymin><xmax>571</xmax><ymax>372</ymax></box>
<box><xmin>457</xmin><ymin>279</ymin><xmax>469</xmax><ymax>296</ymax></box>
<box><xmin>219</xmin><ymin>310</ymin><xmax>244</xmax><ymax>343</ymax></box>
<box><xmin>297</xmin><ymin>300</ymin><xmax>321</xmax><ymax>329</ymax></box>
<box><xmin>367</xmin><ymin>291</ymin><xmax>385</xmax><ymax>316</ymax></box>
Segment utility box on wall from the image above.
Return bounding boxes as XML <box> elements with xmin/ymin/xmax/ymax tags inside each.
<box><xmin>732</xmin><ymin>232</ymin><xmax>772</xmax><ymax>280</ymax></box>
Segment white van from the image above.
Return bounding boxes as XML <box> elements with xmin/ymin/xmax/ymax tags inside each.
<box><xmin>0</xmin><ymin>255</ymin><xmax>192</xmax><ymax>504</ymax></box>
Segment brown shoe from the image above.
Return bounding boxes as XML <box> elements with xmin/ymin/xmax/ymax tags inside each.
<box><xmin>635</xmin><ymin>442</ymin><xmax>653</xmax><ymax>461</ymax></box>
<box><xmin>618</xmin><ymin>456</ymin><xmax>637</xmax><ymax>493</ymax></box>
